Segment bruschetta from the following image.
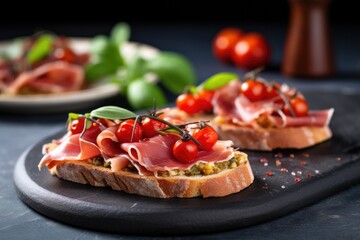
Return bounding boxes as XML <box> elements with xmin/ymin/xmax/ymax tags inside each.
<box><xmin>38</xmin><ymin>106</ymin><xmax>254</xmax><ymax>198</ymax></box>
<box><xmin>165</xmin><ymin>72</ymin><xmax>334</xmax><ymax>151</ymax></box>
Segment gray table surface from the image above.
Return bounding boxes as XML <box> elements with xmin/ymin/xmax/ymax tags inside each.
<box><xmin>1</xmin><ymin>23</ymin><xmax>360</xmax><ymax>239</ymax></box>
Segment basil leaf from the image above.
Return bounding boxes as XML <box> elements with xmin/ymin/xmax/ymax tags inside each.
<box><xmin>127</xmin><ymin>79</ymin><xmax>167</xmax><ymax>109</ymax></box>
<box><xmin>145</xmin><ymin>52</ymin><xmax>196</xmax><ymax>94</ymax></box>
<box><xmin>90</xmin><ymin>37</ymin><xmax>124</xmax><ymax>67</ymax></box>
<box><xmin>85</xmin><ymin>61</ymin><xmax>119</xmax><ymax>82</ymax></box>
<box><xmin>124</xmin><ymin>54</ymin><xmax>147</xmax><ymax>81</ymax></box>
<box><xmin>200</xmin><ymin>72</ymin><xmax>238</xmax><ymax>90</ymax></box>
<box><xmin>90</xmin><ymin>106</ymin><xmax>136</xmax><ymax>120</ymax></box>
<box><xmin>90</xmin><ymin>35</ymin><xmax>108</xmax><ymax>55</ymax></box>
<box><xmin>27</xmin><ymin>34</ymin><xmax>53</xmax><ymax>64</ymax></box>
<box><xmin>111</xmin><ymin>22</ymin><xmax>130</xmax><ymax>45</ymax></box>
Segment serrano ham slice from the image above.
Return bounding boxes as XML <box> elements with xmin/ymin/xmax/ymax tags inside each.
<box><xmin>5</xmin><ymin>61</ymin><xmax>83</xmax><ymax>94</ymax></box>
<box><xmin>38</xmin><ymin>127</ymin><xmax>102</xmax><ymax>169</ymax></box>
<box><xmin>121</xmin><ymin>134</ymin><xmax>234</xmax><ymax>172</ymax></box>
<box><xmin>213</xmin><ymin>80</ymin><xmax>333</xmax><ymax>128</ymax></box>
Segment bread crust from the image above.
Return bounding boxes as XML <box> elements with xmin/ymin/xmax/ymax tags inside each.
<box><xmin>48</xmin><ymin>151</ymin><xmax>254</xmax><ymax>198</ymax></box>
<box><xmin>163</xmin><ymin>108</ymin><xmax>332</xmax><ymax>151</ymax></box>
<box><xmin>215</xmin><ymin>122</ymin><xmax>332</xmax><ymax>151</ymax></box>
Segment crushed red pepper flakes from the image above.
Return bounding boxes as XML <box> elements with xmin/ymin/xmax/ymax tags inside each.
<box><xmin>307</xmin><ymin>173</ymin><xmax>313</xmax><ymax>178</ymax></box>
<box><xmin>294</xmin><ymin>177</ymin><xmax>302</xmax><ymax>182</ymax></box>
<box><xmin>274</xmin><ymin>152</ymin><xmax>283</xmax><ymax>158</ymax></box>
<box><xmin>300</xmin><ymin>161</ymin><xmax>307</xmax><ymax>166</ymax></box>
<box><xmin>280</xmin><ymin>167</ymin><xmax>288</xmax><ymax>172</ymax></box>
<box><xmin>260</xmin><ymin>158</ymin><xmax>268</xmax><ymax>163</ymax></box>
<box><xmin>275</xmin><ymin>160</ymin><xmax>282</xmax><ymax>166</ymax></box>
<box><xmin>266</xmin><ymin>171</ymin><xmax>274</xmax><ymax>176</ymax></box>
<box><xmin>302</xmin><ymin>153</ymin><xmax>310</xmax><ymax>158</ymax></box>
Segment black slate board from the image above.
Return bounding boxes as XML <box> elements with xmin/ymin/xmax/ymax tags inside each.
<box><xmin>14</xmin><ymin>90</ymin><xmax>360</xmax><ymax>235</ymax></box>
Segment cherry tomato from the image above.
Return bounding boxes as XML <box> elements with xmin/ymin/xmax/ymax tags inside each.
<box><xmin>264</xmin><ymin>85</ymin><xmax>280</xmax><ymax>100</ymax></box>
<box><xmin>232</xmin><ymin>33</ymin><xmax>271</xmax><ymax>70</ymax></box>
<box><xmin>92</xmin><ymin>118</ymin><xmax>108</xmax><ymax>128</ymax></box>
<box><xmin>176</xmin><ymin>93</ymin><xmax>201</xmax><ymax>114</ymax></box>
<box><xmin>70</xmin><ymin>118</ymin><xmax>86</xmax><ymax>134</ymax></box>
<box><xmin>241</xmin><ymin>80</ymin><xmax>267</xmax><ymax>102</ymax></box>
<box><xmin>213</xmin><ymin>28</ymin><xmax>243</xmax><ymax>63</ymax></box>
<box><xmin>142</xmin><ymin>117</ymin><xmax>167</xmax><ymax>138</ymax></box>
<box><xmin>193</xmin><ymin>125</ymin><xmax>218</xmax><ymax>151</ymax></box>
<box><xmin>54</xmin><ymin>47</ymin><xmax>76</xmax><ymax>63</ymax></box>
<box><xmin>197</xmin><ymin>90</ymin><xmax>215</xmax><ymax>112</ymax></box>
<box><xmin>283</xmin><ymin>97</ymin><xmax>309</xmax><ymax>117</ymax></box>
<box><xmin>116</xmin><ymin>120</ymin><xmax>143</xmax><ymax>143</ymax></box>
<box><xmin>173</xmin><ymin>139</ymin><xmax>198</xmax><ymax>163</ymax></box>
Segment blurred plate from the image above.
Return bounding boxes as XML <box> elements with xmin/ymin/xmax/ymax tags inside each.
<box><xmin>0</xmin><ymin>38</ymin><xmax>159</xmax><ymax>113</ymax></box>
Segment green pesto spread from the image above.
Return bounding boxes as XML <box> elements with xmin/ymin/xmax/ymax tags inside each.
<box><xmin>87</xmin><ymin>153</ymin><xmax>247</xmax><ymax>177</ymax></box>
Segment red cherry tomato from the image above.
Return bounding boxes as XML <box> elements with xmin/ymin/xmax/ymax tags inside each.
<box><xmin>193</xmin><ymin>125</ymin><xmax>218</xmax><ymax>151</ymax></box>
<box><xmin>197</xmin><ymin>90</ymin><xmax>215</xmax><ymax>112</ymax></box>
<box><xmin>116</xmin><ymin>120</ymin><xmax>143</xmax><ymax>143</ymax></box>
<box><xmin>54</xmin><ymin>47</ymin><xmax>76</xmax><ymax>63</ymax></box>
<box><xmin>232</xmin><ymin>33</ymin><xmax>271</xmax><ymax>70</ymax></box>
<box><xmin>142</xmin><ymin>117</ymin><xmax>167</xmax><ymax>138</ymax></box>
<box><xmin>70</xmin><ymin>117</ymin><xmax>106</xmax><ymax>135</ymax></box>
<box><xmin>173</xmin><ymin>139</ymin><xmax>199</xmax><ymax>163</ymax></box>
<box><xmin>213</xmin><ymin>28</ymin><xmax>243</xmax><ymax>63</ymax></box>
<box><xmin>176</xmin><ymin>93</ymin><xmax>201</xmax><ymax>114</ymax></box>
<box><xmin>241</xmin><ymin>80</ymin><xmax>267</xmax><ymax>102</ymax></box>
<box><xmin>70</xmin><ymin>118</ymin><xmax>86</xmax><ymax>134</ymax></box>
<box><xmin>283</xmin><ymin>97</ymin><xmax>309</xmax><ymax>117</ymax></box>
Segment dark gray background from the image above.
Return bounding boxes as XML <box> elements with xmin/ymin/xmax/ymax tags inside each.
<box><xmin>1</xmin><ymin>3</ymin><xmax>360</xmax><ymax>238</ymax></box>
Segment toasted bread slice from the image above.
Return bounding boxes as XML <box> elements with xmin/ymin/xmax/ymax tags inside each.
<box><xmin>214</xmin><ymin>122</ymin><xmax>332</xmax><ymax>151</ymax></box>
<box><xmin>47</xmin><ymin>151</ymin><xmax>253</xmax><ymax>198</ymax></box>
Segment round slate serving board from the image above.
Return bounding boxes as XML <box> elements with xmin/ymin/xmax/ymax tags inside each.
<box><xmin>14</xmin><ymin>90</ymin><xmax>360</xmax><ymax>235</ymax></box>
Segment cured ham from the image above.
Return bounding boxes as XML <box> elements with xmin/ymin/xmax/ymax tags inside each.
<box><xmin>121</xmin><ymin>134</ymin><xmax>234</xmax><ymax>172</ymax></box>
<box><xmin>213</xmin><ymin>80</ymin><xmax>333</xmax><ymax>128</ymax></box>
<box><xmin>40</xmin><ymin>124</ymin><xmax>235</xmax><ymax>175</ymax></box>
<box><xmin>38</xmin><ymin>127</ymin><xmax>102</xmax><ymax>169</ymax></box>
<box><xmin>270</xmin><ymin>109</ymin><xmax>334</xmax><ymax>128</ymax></box>
<box><xmin>4</xmin><ymin>61</ymin><xmax>84</xmax><ymax>94</ymax></box>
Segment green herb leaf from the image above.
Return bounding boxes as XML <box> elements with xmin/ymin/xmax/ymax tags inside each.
<box><xmin>200</xmin><ymin>72</ymin><xmax>238</xmax><ymax>91</ymax></box>
<box><xmin>111</xmin><ymin>22</ymin><xmax>130</xmax><ymax>45</ymax></box>
<box><xmin>90</xmin><ymin>106</ymin><xmax>136</xmax><ymax>120</ymax></box>
<box><xmin>145</xmin><ymin>52</ymin><xmax>196</xmax><ymax>94</ymax></box>
<box><xmin>67</xmin><ymin>112</ymin><xmax>80</xmax><ymax>125</ymax></box>
<box><xmin>90</xmin><ymin>35</ymin><xmax>109</xmax><ymax>55</ymax></box>
<box><xmin>27</xmin><ymin>34</ymin><xmax>53</xmax><ymax>64</ymax></box>
<box><xmin>127</xmin><ymin>78</ymin><xmax>167</xmax><ymax>109</ymax></box>
<box><xmin>85</xmin><ymin>61</ymin><xmax>119</xmax><ymax>82</ymax></box>
<box><xmin>90</xmin><ymin>36</ymin><xmax>124</xmax><ymax>65</ymax></box>
<box><xmin>124</xmin><ymin>54</ymin><xmax>147</xmax><ymax>82</ymax></box>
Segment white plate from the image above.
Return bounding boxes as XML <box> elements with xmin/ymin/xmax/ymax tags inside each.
<box><xmin>0</xmin><ymin>38</ymin><xmax>159</xmax><ymax>113</ymax></box>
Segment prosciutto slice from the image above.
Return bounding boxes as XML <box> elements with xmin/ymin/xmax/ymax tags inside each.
<box><xmin>270</xmin><ymin>109</ymin><xmax>334</xmax><ymax>127</ymax></box>
<box><xmin>121</xmin><ymin>134</ymin><xmax>234</xmax><ymax>172</ymax></box>
<box><xmin>213</xmin><ymin>80</ymin><xmax>333</xmax><ymax>128</ymax></box>
<box><xmin>40</xmin><ymin>125</ymin><xmax>235</xmax><ymax>175</ymax></box>
<box><xmin>38</xmin><ymin>127</ymin><xmax>102</xmax><ymax>169</ymax></box>
<box><xmin>5</xmin><ymin>61</ymin><xmax>83</xmax><ymax>94</ymax></box>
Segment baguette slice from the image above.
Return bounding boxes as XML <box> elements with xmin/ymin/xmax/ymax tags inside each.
<box><xmin>163</xmin><ymin>108</ymin><xmax>332</xmax><ymax>151</ymax></box>
<box><xmin>48</xmin><ymin>151</ymin><xmax>254</xmax><ymax>198</ymax></box>
<box><xmin>214</xmin><ymin>121</ymin><xmax>332</xmax><ymax>151</ymax></box>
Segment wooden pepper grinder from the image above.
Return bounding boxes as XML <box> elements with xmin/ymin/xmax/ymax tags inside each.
<box><xmin>282</xmin><ymin>0</ymin><xmax>335</xmax><ymax>77</ymax></box>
